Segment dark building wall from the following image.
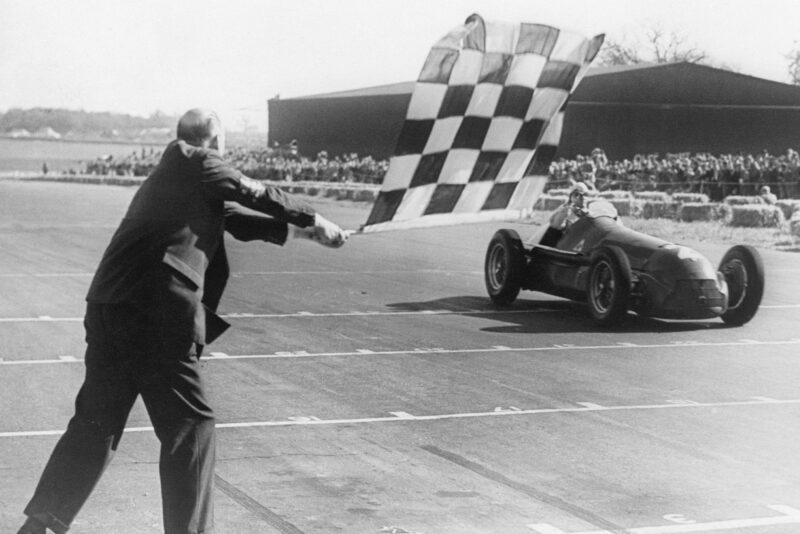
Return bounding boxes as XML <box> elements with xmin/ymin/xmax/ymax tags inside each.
<box><xmin>560</xmin><ymin>104</ymin><xmax>800</xmax><ymax>159</ymax></box>
<box><xmin>571</xmin><ymin>63</ymin><xmax>800</xmax><ymax>106</ymax></box>
<box><xmin>268</xmin><ymin>63</ymin><xmax>800</xmax><ymax>160</ymax></box>
<box><xmin>268</xmin><ymin>94</ymin><xmax>410</xmax><ymax>159</ymax></box>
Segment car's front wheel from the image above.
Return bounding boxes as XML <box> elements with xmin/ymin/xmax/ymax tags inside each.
<box><xmin>587</xmin><ymin>245</ymin><xmax>632</xmax><ymax>326</ymax></box>
<box><xmin>719</xmin><ymin>245</ymin><xmax>764</xmax><ymax>326</ymax></box>
<box><xmin>485</xmin><ymin>229</ymin><xmax>526</xmax><ymax>305</ymax></box>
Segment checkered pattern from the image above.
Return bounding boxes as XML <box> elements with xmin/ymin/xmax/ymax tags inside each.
<box><xmin>362</xmin><ymin>14</ymin><xmax>604</xmax><ymax>232</ymax></box>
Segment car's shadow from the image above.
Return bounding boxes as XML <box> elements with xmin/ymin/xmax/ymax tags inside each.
<box><xmin>387</xmin><ymin>295</ymin><xmax>730</xmax><ymax>334</ymax></box>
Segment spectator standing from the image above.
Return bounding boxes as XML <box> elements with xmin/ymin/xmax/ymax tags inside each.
<box><xmin>760</xmin><ymin>185</ymin><xmax>778</xmax><ymax>204</ymax></box>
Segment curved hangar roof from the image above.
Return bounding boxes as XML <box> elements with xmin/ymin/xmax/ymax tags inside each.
<box><xmin>268</xmin><ymin>62</ymin><xmax>800</xmax><ymax>159</ymax></box>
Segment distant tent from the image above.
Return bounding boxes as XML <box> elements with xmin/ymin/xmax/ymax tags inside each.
<box><xmin>138</xmin><ymin>127</ymin><xmax>172</xmax><ymax>139</ymax></box>
<box><xmin>9</xmin><ymin>129</ymin><xmax>32</xmax><ymax>138</ymax></box>
<box><xmin>34</xmin><ymin>127</ymin><xmax>61</xmax><ymax>139</ymax></box>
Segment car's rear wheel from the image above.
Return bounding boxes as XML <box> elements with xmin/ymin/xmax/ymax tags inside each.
<box><xmin>719</xmin><ymin>245</ymin><xmax>764</xmax><ymax>326</ymax></box>
<box><xmin>587</xmin><ymin>246</ymin><xmax>631</xmax><ymax>326</ymax></box>
<box><xmin>485</xmin><ymin>229</ymin><xmax>526</xmax><ymax>305</ymax></box>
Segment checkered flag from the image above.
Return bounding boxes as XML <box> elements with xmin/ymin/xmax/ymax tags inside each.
<box><xmin>361</xmin><ymin>14</ymin><xmax>603</xmax><ymax>233</ymax></box>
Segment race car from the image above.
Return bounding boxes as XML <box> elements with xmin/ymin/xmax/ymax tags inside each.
<box><xmin>484</xmin><ymin>198</ymin><xmax>765</xmax><ymax>326</ymax></box>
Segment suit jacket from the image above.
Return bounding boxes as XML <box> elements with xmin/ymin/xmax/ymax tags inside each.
<box><xmin>86</xmin><ymin>139</ymin><xmax>316</xmax><ymax>344</ymax></box>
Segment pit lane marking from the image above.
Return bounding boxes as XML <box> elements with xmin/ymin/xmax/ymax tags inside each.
<box><xmin>528</xmin><ymin>504</ymin><xmax>800</xmax><ymax>533</ymax></box>
<box><xmin>2</xmin><ymin>397</ymin><xmax>800</xmax><ymax>439</ymax></box>
<box><xmin>2</xmin><ymin>338</ymin><xmax>800</xmax><ymax>366</ymax></box>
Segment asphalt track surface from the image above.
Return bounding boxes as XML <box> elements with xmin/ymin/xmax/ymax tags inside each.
<box><xmin>1</xmin><ymin>181</ymin><xmax>799</xmax><ymax>534</ymax></box>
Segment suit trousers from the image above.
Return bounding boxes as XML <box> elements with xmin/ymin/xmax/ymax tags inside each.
<box><xmin>23</xmin><ymin>303</ymin><xmax>216</xmax><ymax>534</ymax></box>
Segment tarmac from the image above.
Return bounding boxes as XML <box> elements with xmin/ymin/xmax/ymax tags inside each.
<box><xmin>1</xmin><ymin>180</ymin><xmax>799</xmax><ymax>533</ymax></box>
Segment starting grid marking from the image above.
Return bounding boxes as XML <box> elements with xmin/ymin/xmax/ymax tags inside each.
<box><xmin>2</xmin><ymin>396</ymin><xmax>799</xmax><ymax>439</ymax></box>
<box><xmin>3</xmin><ymin>338</ymin><xmax>800</xmax><ymax>366</ymax></box>
<box><xmin>529</xmin><ymin>505</ymin><xmax>800</xmax><ymax>533</ymax></box>
<box><xmin>0</xmin><ymin>304</ymin><xmax>799</xmax><ymax>324</ymax></box>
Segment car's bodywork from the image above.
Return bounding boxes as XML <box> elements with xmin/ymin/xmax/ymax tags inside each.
<box><xmin>484</xmin><ymin>199</ymin><xmax>764</xmax><ymax>326</ymax></box>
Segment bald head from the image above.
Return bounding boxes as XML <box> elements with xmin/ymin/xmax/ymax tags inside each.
<box><xmin>177</xmin><ymin>109</ymin><xmax>225</xmax><ymax>153</ymax></box>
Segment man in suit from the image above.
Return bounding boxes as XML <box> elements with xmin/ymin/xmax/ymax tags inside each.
<box><xmin>17</xmin><ymin>109</ymin><xmax>348</xmax><ymax>534</ymax></box>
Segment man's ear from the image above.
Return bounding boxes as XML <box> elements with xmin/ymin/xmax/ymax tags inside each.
<box><xmin>209</xmin><ymin>133</ymin><xmax>225</xmax><ymax>155</ymax></box>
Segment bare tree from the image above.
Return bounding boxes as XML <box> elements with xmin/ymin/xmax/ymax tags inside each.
<box><xmin>785</xmin><ymin>44</ymin><xmax>800</xmax><ymax>85</ymax></box>
<box><xmin>597</xmin><ymin>22</ymin><xmax>710</xmax><ymax>66</ymax></box>
<box><xmin>597</xmin><ymin>39</ymin><xmax>643</xmax><ymax>66</ymax></box>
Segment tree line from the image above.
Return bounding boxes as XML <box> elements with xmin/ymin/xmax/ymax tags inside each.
<box><xmin>0</xmin><ymin>108</ymin><xmax>178</xmax><ymax>137</ymax></box>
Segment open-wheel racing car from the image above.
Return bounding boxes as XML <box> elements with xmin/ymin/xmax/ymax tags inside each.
<box><xmin>484</xmin><ymin>198</ymin><xmax>765</xmax><ymax>326</ymax></box>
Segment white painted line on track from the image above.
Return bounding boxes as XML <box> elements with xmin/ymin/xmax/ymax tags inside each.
<box><xmin>0</xmin><ymin>308</ymin><xmax>558</xmax><ymax>323</ymax></box>
<box><xmin>0</xmin><ymin>317</ymin><xmax>83</xmax><ymax>323</ymax></box>
<box><xmin>0</xmin><ymin>269</ymin><xmax>483</xmax><ymax>279</ymax></box>
<box><xmin>576</xmin><ymin>402</ymin><xmax>605</xmax><ymax>409</ymax></box>
<box><xmin>528</xmin><ymin>504</ymin><xmax>800</xmax><ymax>533</ymax></box>
<box><xmin>231</xmin><ymin>269</ymin><xmax>484</xmax><ymax>276</ymax></box>
<box><xmin>0</xmin><ymin>272</ymin><xmax>93</xmax><ymax>278</ymax></box>
<box><xmin>2</xmin><ymin>338</ymin><xmax>800</xmax><ymax>366</ymax></box>
<box><xmin>2</xmin><ymin>397</ymin><xmax>799</xmax><ymax>439</ymax></box>
<box><xmin>1</xmin><ymin>305</ymin><xmax>799</xmax><ymax>324</ymax></box>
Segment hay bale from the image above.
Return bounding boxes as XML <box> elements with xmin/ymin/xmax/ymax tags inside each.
<box><xmin>724</xmin><ymin>195</ymin><xmax>765</xmax><ymax>206</ymax></box>
<box><xmin>790</xmin><ymin>213</ymin><xmax>800</xmax><ymax>238</ymax></box>
<box><xmin>677</xmin><ymin>202</ymin><xmax>732</xmax><ymax>222</ymax></box>
<box><xmin>545</xmin><ymin>187</ymin><xmax>572</xmax><ymax>197</ymax></box>
<box><xmin>642</xmin><ymin>201</ymin><xmax>679</xmax><ymax>219</ymax></box>
<box><xmin>672</xmin><ymin>192</ymin><xmax>709</xmax><ymax>203</ymax></box>
<box><xmin>598</xmin><ymin>190</ymin><xmax>632</xmax><ymax>200</ymax></box>
<box><xmin>534</xmin><ymin>195</ymin><xmax>567</xmax><ymax>211</ymax></box>
<box><xmin>355</xmin><ymin>189</ymin><xmax>378</xmax><ymax>202</ymax></box>
<box><xmin>776</xmin><ymin>199</ymin><xmax>800</xmax><ymax>220</ymax></box>
<box><xmin>728</xmin><ymin>205</ymin><xmax>785</xmax><ymax>227</ymax></box>
<box><xmin>333</xmin><ymin>188</ymin><xmax>353</xmax><ymax>201</ymax></box>
<box><xmin>608</xmin><ymin>198</ymin><xmax>641</xmax><ymax>217</ymax></box>
<box><xmin>634</xmin><ymin>191</ymin><xmax>670</xmax><ymax>202</ymax></box>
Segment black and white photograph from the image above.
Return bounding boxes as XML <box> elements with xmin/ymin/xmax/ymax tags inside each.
<box><xmin>1</xmin><ymin>1</ymin><xmax>799</xmax><ymax>532</ymax></box>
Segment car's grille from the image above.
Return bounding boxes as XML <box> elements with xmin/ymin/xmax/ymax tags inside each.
<box><xmin>674</xmin><ymin>279</ymin><xmax>725</xmax><ymax>306</ymax></box>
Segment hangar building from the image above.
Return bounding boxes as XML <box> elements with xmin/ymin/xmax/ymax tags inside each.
<box><xmin>268</xmin><ymin>62</ymin><xmax>800</xmax><ymax>160</ymax></box>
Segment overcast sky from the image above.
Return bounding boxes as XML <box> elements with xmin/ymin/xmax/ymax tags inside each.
<box><xmin>2</xmin><ymin>0</ymin><xmax>800</xmax><ymax>131</ymax></box>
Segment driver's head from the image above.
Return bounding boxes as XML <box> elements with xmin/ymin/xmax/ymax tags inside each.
<box><xmin>177</xmin><ymin>109</ymin><xmax>226</xmax><ymax>155</ymax></box>
<box><xmin>569</xmin><ymin>182</ymin><xmax>590</xmax><ymax>208</ymax></box>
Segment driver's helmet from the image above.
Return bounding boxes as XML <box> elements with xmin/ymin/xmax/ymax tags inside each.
<box><xmin>568</xmin><ymin>182</ymin><xmax>591</xmax><ymax>208</ymax></box>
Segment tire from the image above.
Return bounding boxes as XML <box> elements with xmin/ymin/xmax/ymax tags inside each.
<box><xmin>485</xmin><ymin>229</ymin><xmax>526</xmax><ymax>305</ymax></box>
<box><xmin>587</xmin><ymin>245</ymin><xmax>632</xmax><ymax>326</ymax></box>
<box><xmin>719</xmin><ymin>245</ymin><xmax>764</xmax><ymax>326</ymax></box>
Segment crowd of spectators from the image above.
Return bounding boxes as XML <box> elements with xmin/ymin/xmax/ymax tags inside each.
<box><xmin>79</xmin><ymin>144</ymin><xmax>800</xmax><ymax>199</ymax></box>
<box><xmin>81</xmin><ymin>144</ymin><xmax>388</xmax><ymax>185</ymax></box>
<box><xmin>550</xmin><ymin>148</ymin><xmax>800</xmax><ymax>200</ymax></box>
<box><xmin>225</xmin><ymin>145</ymin><xmax>388</xmax><ymax>184</ymax></box>
<box><xmin>82</xmin><ymin>147</ymin><xmax>162</xmax><ymax>177</ymax></box>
